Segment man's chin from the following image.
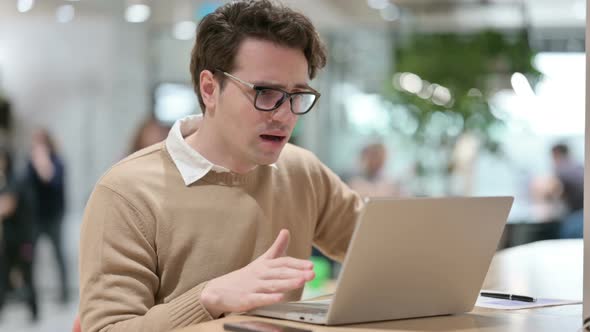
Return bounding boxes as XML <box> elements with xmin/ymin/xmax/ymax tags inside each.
<box><xmin>257</xmin><ymin>156</ymin><xmax>280</xmax><ymax>166</ymax></box>
<box><xmin>255</xmin><ymin>150</ymin><xmax>283</xmax><ymax>166</ymax></box>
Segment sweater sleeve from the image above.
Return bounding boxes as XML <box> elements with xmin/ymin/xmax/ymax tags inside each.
<box><xmin>79</xmin><ymin>185</ymin><xmax>214</xmax><ymax>332</ymax></box>
<box><xmin>312</xmin><ymin>159</ymin><xmax>365</xmax><ymax>262</ymax></box>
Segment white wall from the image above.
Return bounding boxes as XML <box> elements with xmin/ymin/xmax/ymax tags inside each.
<box><xmin>0</xmin><ymin>16</ymin><xmax>150</xmax><ymax>214</ymax></box>
<box><xmin>152</xmin><ymin>30</ymin><xmax>194</xmax><ymax>83</ymax></box>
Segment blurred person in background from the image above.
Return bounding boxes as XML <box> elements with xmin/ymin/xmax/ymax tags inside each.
<box><xmin>347</xmin><ymin>142</ymin><xmax>405</xmax><ymax>197</ymax></box>
<box><xmin>0</xmin><ymin>148</ymin><xmax>38</xmax><ymax>322</ymax></box>
<box><xmin>527</xmin><ymin>174</ymin><xmax>564</xmax><ymax>223</ymax></box>
<box><xmin>78</xmin><ymin>1</ymin><xmax>363</xmax><ymax>331</ymax></box>
<box><xmin>551</xmin><ymin>143</ymin><xmax>584</xmax><ymax>238</ymax></box>
<box><xmin>128</xmin><ymin>116</ymin><xmax>171</xmax><ymax>154</ymax></box>
<box><xmin>27</xmin><ymin>128</ymin><xmax>69</xmax><ymax>303</ymax></box>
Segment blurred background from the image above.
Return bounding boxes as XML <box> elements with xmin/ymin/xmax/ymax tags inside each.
<box><xmin>0</xmin><ymin>0</ymin><xmax>585</xmax><ymax>330</ymax></box>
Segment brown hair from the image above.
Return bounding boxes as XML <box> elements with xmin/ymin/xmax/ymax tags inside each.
<box><xmin>551</xmin><ymin>143</ymin><xmax>569</xmax><ymax>157</ymax></box>
<box><xmin>190</xmin><ymin>0</ymin><xmax>327</xmax><ymax>112</ymax></box>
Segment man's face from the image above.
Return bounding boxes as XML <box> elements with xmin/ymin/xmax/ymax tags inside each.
<box><xmin>210</xmin><ymin>38</ymin><xmax>310</xmax><ymax>170</ymax></box>
<box><xmin>364</xmin><ymin>147</ymin><xmax>386</xmax><ymax>175</ymax></box>
<box><xmin>551</xmin><ymin>150</ymin><xmax>566</xmax><ymax>168</ymax></box>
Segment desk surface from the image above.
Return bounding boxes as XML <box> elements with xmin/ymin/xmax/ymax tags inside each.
<box><xmin>176</xmin><ymin>240</ymin><xmax>584</xmax><ymax>332</ymax></box>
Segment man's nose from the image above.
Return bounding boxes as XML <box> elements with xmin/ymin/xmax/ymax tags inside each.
<box><xmin>270</xmin><ymin>98</ymin><xmax>296</xmax><ymax>123</ymax></box>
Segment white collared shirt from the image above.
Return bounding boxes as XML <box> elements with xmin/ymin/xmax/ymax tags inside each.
<box><xmin>165</xmin><ymin>115</ymin><xmax>231</xmax><ymax>186</ymax></box>
<box><xmin>165</xmin><ymin>114</ymin><xmax>276</xmax><ymax>186</ymax></box>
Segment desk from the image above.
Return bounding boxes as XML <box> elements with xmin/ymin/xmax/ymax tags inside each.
<box><xmin>176</xmin><ymin>240</ymin><xmax>583</xmax><ymax>332</ymax></box>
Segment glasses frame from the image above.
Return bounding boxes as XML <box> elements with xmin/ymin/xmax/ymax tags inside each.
<box><xmin>217</xmin><ymin>70</ymin><xmax>321</xmax><ymax>115</ymax></box>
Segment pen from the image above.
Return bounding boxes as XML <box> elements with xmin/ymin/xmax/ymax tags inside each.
<box><xmin>480</xmin><ymin>291</ymin><xmax>536</xmax><ymax>302</ymax></box>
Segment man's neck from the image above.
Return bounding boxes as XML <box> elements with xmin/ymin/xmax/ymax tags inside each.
<box><xmin>185</xmin><ymin>118</ymin><xmax>256</xmax><ymax>174</ymax></box>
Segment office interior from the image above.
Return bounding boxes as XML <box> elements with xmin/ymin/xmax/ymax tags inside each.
<box><xmin>0</xmin><ymin>0</ymin><xmax>585</xmax><ymax>330</ymax></box>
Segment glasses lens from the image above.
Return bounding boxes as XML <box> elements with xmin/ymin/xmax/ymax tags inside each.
<box><xmin>255</xmin><ymin>89</ymin><xmax>286</xmax><ymax>110</ymax></box>
<box><xmin>291</xmin><ymin>93</ymin><xmax>317</xmax><ymax>114</ymax></box>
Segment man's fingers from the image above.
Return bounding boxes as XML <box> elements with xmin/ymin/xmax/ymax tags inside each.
<box><xmin>257</xmin><ymin>278</ymin><xmax>307</xmax><ymax>294</ymax></box>
<box><xmin>267</xmin><ymin>256</ymin><xmax>314</xmax><ymax>270</ymax></box>
<box><xmin>261</xmin><ymin>267</ymin><xmax>315</xmax><ymax>281</ymax></box>
<box><xmin>262</xmin><ymin>229</ymin><xmax>290</xmax><ymax>259</ymax></box>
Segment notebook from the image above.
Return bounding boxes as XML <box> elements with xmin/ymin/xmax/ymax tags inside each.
<box><xmin>249</xmin><ymin>196</ymin><xmax>513</xmax><ymax>325</ymax></box>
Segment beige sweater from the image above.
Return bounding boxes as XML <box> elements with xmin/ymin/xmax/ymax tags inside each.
<box><xmin>79</xmin><ymin>143</ymin><xmax>363</xmax><ymax>332</ymax></box>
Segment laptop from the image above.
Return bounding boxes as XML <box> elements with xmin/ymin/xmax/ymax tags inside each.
<box><xmin>248</xmin><ymin>196</ymin><xmax>514</xmax><ymax>325</ymax></box>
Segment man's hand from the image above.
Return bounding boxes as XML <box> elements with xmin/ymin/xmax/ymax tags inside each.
<box><xmin>201</xmin><ymin>229</ymin><xmax>315</xmax><ymax>318</ymax></box>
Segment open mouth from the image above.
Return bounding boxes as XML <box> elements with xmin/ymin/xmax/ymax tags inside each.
<box><xmin>260</xmin><ymin>134</ymin><xmax>286</xmax><ymax>142</ymax></box>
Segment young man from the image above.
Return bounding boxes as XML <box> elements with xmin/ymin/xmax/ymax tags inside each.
<box><xmin>79</xmin><ymin>1</ymin><xmax>363</xmax><ymax>331</ymax></box>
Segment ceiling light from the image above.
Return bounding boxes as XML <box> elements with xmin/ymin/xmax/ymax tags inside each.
<box><xmin>125</xmin><ymin>4</ymin><xmax>151</xmax><ymax>23</ymax></box>
<box><xmin>56</xmin><ymin>4</ymin><xmax>75</xmax><ymax>23</ymax></box>
<box><xmin>367</xmin><ymin>0</ymin><xmax>390</xmax><ymax>10</ymax></box>
<box><xmin>17</xmin><ymin>0</ymin><xmax>34</xmax><ymax>13</ymax></box>
<box><xmin>380</xmin><ymin>3</ymin><xmax>400</xmax><ymax>22</ymax></box>
<box><xmin>173</xmin><ymin>21</ymin><xmax>197</xmax><ymax>40</ymax></box>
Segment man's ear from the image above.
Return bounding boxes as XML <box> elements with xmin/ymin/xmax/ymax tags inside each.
<box><xmin>200</xmin><ymin>70</ymin><xmax>218</xmax><ymax>113</ymax></box>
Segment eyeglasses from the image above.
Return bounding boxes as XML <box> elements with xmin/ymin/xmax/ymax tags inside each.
<box><xmin>218</xmin><ymin>70</ymin><xmax>321</xmax><ymax>115</ymax></box>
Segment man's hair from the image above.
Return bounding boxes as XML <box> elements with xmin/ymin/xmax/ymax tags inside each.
<box><xmin>190</xmin><ymin>0</ymin><xmax>327</xmax><ymax>112</ymax></box>
<box><xmin>552</xmin><ymin>143</ymin><xmax>569</xmax><ymax>157</ymax></box>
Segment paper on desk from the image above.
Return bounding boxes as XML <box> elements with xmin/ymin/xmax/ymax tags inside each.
<box><xmin>475</xmin><ymin>295</ymin><xmax>581</xmax><ymax>310</ymax></box>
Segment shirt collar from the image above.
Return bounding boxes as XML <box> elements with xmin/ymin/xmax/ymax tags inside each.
<box><xmin>165</xmin><ymin>114</ymin><xmax>276</xmax><ymax>186</ymax></box>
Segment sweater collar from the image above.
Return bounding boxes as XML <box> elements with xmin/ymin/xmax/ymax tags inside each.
<box><xmin>165</xmin><ymin>115</ymin><xmax>276</xmax><ymax>186</ymax></box>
